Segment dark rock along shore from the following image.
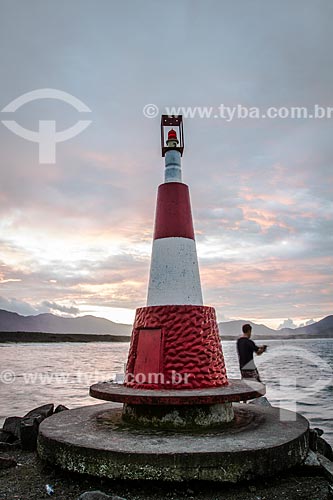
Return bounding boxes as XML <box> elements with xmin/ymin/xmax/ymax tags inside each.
<box><xmin>0</xmin><ymin>403</ymin><xmax>332</xmax><ymax>500</ymax></box>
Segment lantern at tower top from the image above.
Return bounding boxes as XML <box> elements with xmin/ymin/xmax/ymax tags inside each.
<box><xmin>166</xmin><ymin>129</ymin><xmax>179</xmax><ymax>148</ymax></box>
<box><xmin>161</xmin><ymin>115</ymin><xmax>184</xmax><ymax>157</ymax></box>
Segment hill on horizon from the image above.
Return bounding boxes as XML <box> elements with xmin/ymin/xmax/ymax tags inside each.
<box><xmin>0</xmin><ymin>309</ymin><xmax>332</xmax><ymax>338</ymax></box>
<box><xmin>218</xmin><ymin>315</ymin><xmax>333</xmax><ymax>338</ymax></box>
<box><xmin>0</xmin><ymin>309</ymin><xmax>132</xmax><ymax>336</ymax></box>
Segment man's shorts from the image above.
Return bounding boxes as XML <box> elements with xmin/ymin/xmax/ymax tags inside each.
<box><xmin>241</xmin><ymin>368</ymin><xmax>261</xmax><ymax>382</ymax></box>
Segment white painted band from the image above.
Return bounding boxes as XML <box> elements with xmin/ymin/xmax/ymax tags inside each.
<box><xmin>164</xmin><ymin>149</ymin><xmax>182</xmax><ymax>183</ymax></box>
<box><xmin>147</xmin><ymin>237</ymin><xmax>203</xmax><ymax>306</ymax></box>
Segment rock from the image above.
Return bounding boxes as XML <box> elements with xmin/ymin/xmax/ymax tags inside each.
<box><xmin>317</xmin><ymin>436</ymin><xmax>333</xmax><ymax>461</ymax></box>
<box><xmin>78</xmin><ymin>491</ymin><xmax>111</xmax><ymax>499</ymax></box>
<box><xmin>0</xmin><ymin>440</ymin><xmax>21</xmax><ymax>451</ymax></box>
<box><xmin>309</xmin><ymin>428</ymin><xmax>319</xmax><ymax>451</ymax></box>
<box><xmin>317</xmin><ymin>453</ymin><xmax>333</xmax><ymax>482</ymax></box>
<box><xmin>0</xmin><ymin>456</ymin><xmax>17</xmax><ymax>469</ymax></box>
<box><xmin>24</xmin><ymin>404</ymin><xmax>54</xmax><ymax>420</ymax></box>
<box><xmin>3</xmin><ymin>416</ymin><xmax>22</xmax><ymax>440</ymax></box>
<box><xmin>304</xmin><ymin>449</ymin><xmax>321</xmax><ymax>467</ymax></box>
<box><xmin>19</xmin><ymin>404</ymin><xmax>55</xmax><ymax>451</ymax></box>
<box><xmin>0</xmin><ymin>430</ymin><xmax>15</xmax><ymax>443</ymax></box>
<box><xmin>54</xmin><ymin>404</ymin><xmax>69</xmax><ymax>413</ymax></box>
<box><xmin>328</xmin><ymin>484</ymin><xmax>333</xmax><ymax>500</ymax></box>
<box><xmin>248</xmin><ymin>396</ymin><xmax>272</xmax><ymax>407</ymax></box>
<box><xmin>309</xmin><ymin>429</ymin><xmax>333</xmax><ymax>460</ymax></box>
<box><xmin>78</xmin><ymin>492</ymin><xmax>127</xmax><ymax>500</ymax></box>
<box><xmin>20</xmin><ymin>416</ymin><xmax>40</xmax><ymax>451</ymax></box>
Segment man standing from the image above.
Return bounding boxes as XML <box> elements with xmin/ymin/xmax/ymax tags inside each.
<box><xmin>237</xmin><ymin>324</ymin><xmax>267</xmax><ymax>382</ymax></box>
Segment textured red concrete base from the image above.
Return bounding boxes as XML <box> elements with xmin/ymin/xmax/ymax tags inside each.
<box><xmin>125</xmin><ymin>305</ymin><xmax>228</xmax><ymax>390</ymax></box>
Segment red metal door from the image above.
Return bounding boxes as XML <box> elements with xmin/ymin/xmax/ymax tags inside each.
<box><xmin>133</xmin><ymin>329</ymin><xmax>162</xmax><ymax>380</ymax></box>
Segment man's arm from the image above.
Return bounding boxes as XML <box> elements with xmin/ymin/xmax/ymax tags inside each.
<box><xmin>256</xmin><ymin>345</ymin><xmax>267</xmax><ymax>356</ymax></box>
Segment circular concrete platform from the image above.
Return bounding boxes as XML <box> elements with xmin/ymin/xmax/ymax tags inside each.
<box><xmin>90</xmin><ymin>379</ymin><xmax>265</xmax><ymax>405</ymax></box>
<box><xmin>38</xmin><ymin>403</ymin><xmax>309</xmax><ymax>482</ymax></box>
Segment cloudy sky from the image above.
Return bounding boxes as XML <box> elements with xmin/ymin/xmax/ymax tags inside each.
<box><xmin>0</xmin><ymin>0</ymin><xmax>332</xmax><ymax>329</ymax></box>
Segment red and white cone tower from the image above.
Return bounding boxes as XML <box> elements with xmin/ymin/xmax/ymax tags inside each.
<box><xmin>125</xmin><ymin>116</ymin><xmax>228</xmax><ymax>390</ymax></box>
<box><xmin>147</xmin><ymin>128</ymin><xmax>203</xmax><ymax>306</ymax></box>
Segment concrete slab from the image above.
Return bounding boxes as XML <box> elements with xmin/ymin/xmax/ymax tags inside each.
<box><xmin>38</xmin><ymin>403</ymin><xmax>309</xmax><ymax>482</ymax></box>
<box><xmin>122</xmin><ymin>401</ymin><xmax>235</xmax><ymax>428</ymax></box>
<box><xmin>90</xmin><ymin>379</ymin><xmax>265</xmax><ymax>405</ymax></box>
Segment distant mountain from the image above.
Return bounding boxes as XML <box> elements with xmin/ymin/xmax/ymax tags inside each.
<box><xmin>0</xmin><ymin>309</ymin><xmax>132</xmax><ymax>336</ymax></box>
<box><xmin>218</xmin><ymin>316</ymin><xmax>333</xmax><ymax>339</ymax></box>
<box><xmin>279</xmin><ymin>315</ymin><xmax>333</xmax><ymax>337</ymax></box>
<box><xmin>218</xmin><ymin>320</ymin><xmax>276</xmax><ymax>338</ymax></box>
<box><xmin>1</xmin><ymin>309</ymin><xmax>332</xmax><ymax>340</ymax></box>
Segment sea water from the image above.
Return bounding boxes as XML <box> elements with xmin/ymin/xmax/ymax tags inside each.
<box><xmin>0</xmin><ymin>338</ymin><xmax>332</xmax><ymax>445</ymax></box>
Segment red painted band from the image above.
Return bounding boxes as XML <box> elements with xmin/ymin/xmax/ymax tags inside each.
<box><xmin>153</xmin><ymin>183</ymin><xmax>195</xmax><ymax>240</ymax></box>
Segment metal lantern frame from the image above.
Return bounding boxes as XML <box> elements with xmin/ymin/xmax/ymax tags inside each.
<box><xmin>161</xmin><ymin>114</ymin><xmax>184</xmax><ymax>157</ymax></box>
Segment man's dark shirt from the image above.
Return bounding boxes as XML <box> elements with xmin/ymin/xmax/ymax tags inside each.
<box><xmin>237</xmin><ymin>336</ymin><xmax>259</xmax><ymax>370</ymax></box>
